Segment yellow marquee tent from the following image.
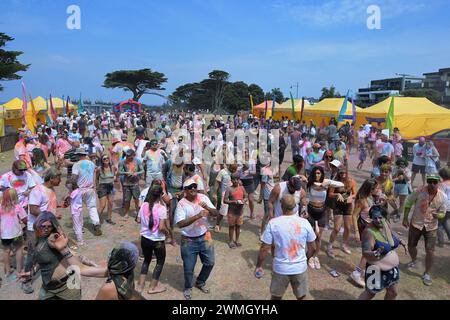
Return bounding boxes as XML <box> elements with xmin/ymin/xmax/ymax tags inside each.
<box><xmin>3</xmin><ymin>97</ymin><xmax>24</xmax><ymax>131</ymax></box>
<box><xmin>302</xmin><ymin>98</ymin><xmax>361</xmax><ymax>126</ymax></box>
<box><xmin>0</xmin><ymin>105</ymin><xmax>5</xmax><ymax>137</ymax></box>
<box><xmin>277</xmin><ymin>99</ymin><xmax>313</xmax><ymax>121</ymax></box>
<box><xmin>356</xmin><ymin>97</ymin><xmax>450</xmax><ymax>139</ymax></box>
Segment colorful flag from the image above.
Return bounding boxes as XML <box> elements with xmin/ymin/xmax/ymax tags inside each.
<box><xmin>21</xmin><ymin>82</ymin><xmax>28</xmax><ymax>127</ymax></box>
<box><xmin>271</xmin><ymin>96</ymin><xmax>276</xmax><ymax>119</ymax></box>
<box><xmin>264</xmin><ymin>99</ymin><xmax>268</xmax><ymax>120</ymax></box>
<box><xmin>290</xmin><ymin>92</ymin><xmax>295</xmax><ymax>121</ymax></box>
<box><xmin>249</xmin><ymin>94</ymin><xmax>254</xmax><ymax>115</ymax></box>
<box><xmin>300</xmin><ymin>97</ymin><xmax>305</xmax><ymax>121</ymax></box>
<box><xmin>385</xmin><ymin>96</ymin><xmax>395</xmax><ymax>135</ymax></box>
<box><xmin>66</xmin><ymin>96</ymin><xmax>70</xmax><ymax>115</ymax></box>
<box><xmin>62</xmin><ymin>95</ymin><xmax>65</xmax><ymax>115</ymax></box>
<box><xmin>49</xmin><ymin>94</ymin><xmax>57</xmax><ymax>122</ymax></box>
<box><xmin>338</xmin><ymin>90</ymin><xmax>350</xmax><ymax>123</ymax></box>
<box><xmin>352</xmin><ymin>94</ymin><xmax>357</xmax><ymax>124</ymax></box>
<box><xmin>45</xmin><ymin>96</ymin><xmax>52</xmax><ymax>125</ymax></box>
<box><xmin>28</xmin><ymin>93</ymin><xmax>37</xmax><ymax>132</ymax></box>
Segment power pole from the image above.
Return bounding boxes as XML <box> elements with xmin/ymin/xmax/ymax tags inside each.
<box><xmin>290</xmin><ymin>82</ymin><xmax>299</xmax><ymax>99</ymax></box>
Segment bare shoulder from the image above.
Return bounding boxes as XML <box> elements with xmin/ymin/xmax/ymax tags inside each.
<box><xmin>96</xmin><ymin>281</ymin><xmax>119</xmax><ymax>300</ymax></box>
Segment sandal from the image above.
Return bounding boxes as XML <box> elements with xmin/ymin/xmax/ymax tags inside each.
<box><xmin>195</xmin><ymin>284</ymin><xmax>210</xmax><ymax>294</ymax></box>
<box><xmin>183</xmin><ymin>288</ymin><xmax>192</xmax><ymax>300</ymax></box>
<box><xmin>228</xmin><ymin>242</ymin><xmax>237</xmax><ymax>249</ymax></box>
<box><xmin>234</xmin><ymin>242</ymin><xmax>242</xmax><ymax>247</ymax></box>
<box><xmin>148</xmin><ymin>285</ymin><xmax>167</xmax><ymax>294</ymax></box>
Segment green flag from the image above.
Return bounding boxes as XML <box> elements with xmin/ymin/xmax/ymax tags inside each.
<box><xmin>386</xmin><ymin>96</ymin><xmax>395</xmax><ymax>135</ymax></box>
<box><xmin>290</xmin><ymin>92</ymin><xmax>295</xmax><ymax>121</ymax></box>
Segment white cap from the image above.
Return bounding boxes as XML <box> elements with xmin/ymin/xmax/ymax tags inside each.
<box><xmin>330</xmin><ymin>160</ymin><xmax>342</xmax><ymax>167</ymax></box>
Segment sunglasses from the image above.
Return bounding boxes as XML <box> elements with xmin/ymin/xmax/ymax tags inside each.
<box><xmin>184</xmin><ymin>184</ymin><xmax>198</xmax><ymax>190</ymax></box>
<box><xmin>39</xmin><ymin>224</ymin><xmax>53</xmax><ymax>230</ymax></box>
<box><xmin>427</xmin><ymin>180</ymin><xmax>439</xmax><ymax>185</ymax></box>
<box><xmin>102</xmin><ymin>157</ymin><xmax>109</xmax><ymax>161</ymax></box>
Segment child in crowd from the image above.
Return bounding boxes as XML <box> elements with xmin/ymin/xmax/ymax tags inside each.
<box><xmin>357</xmin><ymin>143</ymin><xmax>367</xmax><ymax>170</ymax></box>
<box><xmin>223</xmin><ymin>173</ymin><xmax>247</xmax><ymax>249</ymax></box>
<box><xmin>0</xmin><ymin>188</ymin><xmax>27</xmax><ymax>283</ymax></box>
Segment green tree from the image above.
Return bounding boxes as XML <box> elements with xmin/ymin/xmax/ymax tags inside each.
<box><xmin>103</xmin><ymin>68</ymin><xmax>167</xmax><ymax>101</ymax></box>
<box><xmin>223</xmin><ymin>81</ymin><xmax>250</xmax><ymax>113</ymax></box>
<box><xmin>208</xmin><ymin>70</ymin><xmax>230</xmax><ymax>111</ymax></box>
<box><xmin>265</xmin><ymin>88</ymin><xmax>285</xmax><ymax>104</ymax></box>
<box><xmin>248</xmin><ymin>83</ymin><xmax>265</xmax><ymax>105</ymax></box>
<box><xmin>320</xmin><ymin>86</ymin><xmax>341</xmax><ymax>100</ymax></box>
<box><xmin>402</xmin><ymin>89</ymin><xmax>442</xmax><ymax>105</ymax></box>
<box><xmin>0</xmin><ymin>33</ymin><xmax>30</xmax><ymax>91</ymax></box>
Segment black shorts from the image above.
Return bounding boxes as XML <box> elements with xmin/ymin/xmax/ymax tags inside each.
<box><xmin>365</xmin><ymin>264</ymin><xmax>400</xmax><ymax>294</ymax></box>
<box><xmin>307</xmin><ymin>204</ymin><xmax>327</xmax><ymax>228</ymax></box>
<box><xmin>334</xmin><ymin>202</ymin><xmax>352</xmax><ymax>216</ymax></box>
<box><xmin>97</xmin><ymin>183</ymin><xmax>114</xmax><ymax>198</ymax></box>
<box><xmin>412</xmin><ymin>164</ymin><xmax>426</xmax><ymax>174</ymax></box>
<box><xmin>2</xmin><ymin>235</ymin><xmax>24</xmax><ymax>248</ymax></box>
<box><xmin>123</xmin><ymin>185</ymin><xmax>140</xmax><ymax>202</ymax></box>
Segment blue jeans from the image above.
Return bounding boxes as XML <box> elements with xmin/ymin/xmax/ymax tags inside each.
<box><xmin>180</xmin><ymin>233</ymin><xmax>215</xmax><ymax>290</ymax></box>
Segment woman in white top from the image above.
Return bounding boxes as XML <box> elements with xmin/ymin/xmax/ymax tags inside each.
<box><xmin>305</xmin><ymin>166</ymin><xmax>344</xmax><ymax>270</ymax></box>
<box><xmin>136</xmin><ymin>185</ymin><xmax>169</xmax><ymax>294</ymax></box>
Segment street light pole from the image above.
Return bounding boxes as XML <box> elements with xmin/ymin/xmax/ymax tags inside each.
<box><xmin>290</xmin><ymin>82</ymin><xmax>299</xmax><ymax>99</ymax></box>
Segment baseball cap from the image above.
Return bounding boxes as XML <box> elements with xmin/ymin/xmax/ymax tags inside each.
<box><xmin>149</xmin><ymin>139</ymin><xmax>158</xmax><ymax>146</ymax></box>
<box><xmin>313</xmin><ymin>143</ymin><xmax>321</xmax><ymax>149</ymax></box>
<box><xmin>74</xmin><ymin>148</ymin><xmax>88</xmax><ymax>155</ymax></box>
<box><xmin>426</xmin><ymin>174</ymin><xmax>441</xmax><ymax>182</ymax></box>
<box><xmin>183</xmin><ymin>179</ymin><xmax>197</xmax><ymax>189</ymax></box>
<box><xmin>14</xmin><ymin>160</ymin><xmax>28</xmax><ymax>171</ymax></box>
<box><xmin>330</xmin><ymin>160</ymin><xmax>342</xmax><ymax>168</ymax></box>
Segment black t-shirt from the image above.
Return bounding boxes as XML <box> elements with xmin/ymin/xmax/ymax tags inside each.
<box><xmin>64</xmin><ymin>148</ymin><xmax>80</xmax><ymax>177</ymax></box>
<box><xmin>135</xmin><ymin>126</ymin><xmax>145</xmax><ymax>136</ymax></box>
<box><xmin>78</xmin><ymin>119</ymin><xmax>86</xmax><ymax>130</ymax></box>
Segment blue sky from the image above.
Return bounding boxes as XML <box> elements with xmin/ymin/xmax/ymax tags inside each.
<box><xmin>1</xmin><ymin>0</ymin><xmax>450</xmax><ymax>105</ymax></box>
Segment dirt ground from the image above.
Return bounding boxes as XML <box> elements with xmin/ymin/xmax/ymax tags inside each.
<box><xmin>0</xmin><ymin>125</ymin><xmax>449</xmax><ymax>300</ymax></box>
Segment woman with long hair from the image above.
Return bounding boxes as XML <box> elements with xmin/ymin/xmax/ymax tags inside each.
<box><xmin>305</xmin><ymin>166</ymin><xmax>344</xmax><ymax>270</ymax></box>
<box><xmin>32</xmin><ymin>148</ymin><xmax>51</xmax><ymax>179</ymax></box>
<box><xmin>18</xmin><ymin>211</ymin><xmax>107</xmax><ymax>300</ymax></box>
<box><xmin>96</xmin><ymin>154</ymin><xmax>117</xmax><ymax>225</ymax></box>
<box><xmin>136</xmin><ymin>185</ymin><xmax>169</xmax><ymax>294</ymax></box>
<box><xmin>327</xmin><ymin>168</ymin><xmax>357</xmax><ymax>257</ymax></box>
<box><xmin>350</xmin><ymin>178</ymin><xmax>381</xmax><ymax>287</ymax></box>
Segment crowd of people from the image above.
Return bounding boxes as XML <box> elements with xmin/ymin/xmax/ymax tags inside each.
<box><xmin>0</xmin><ymin>109</ymin><xmax>448</xmax><ymax>300</ymax></box>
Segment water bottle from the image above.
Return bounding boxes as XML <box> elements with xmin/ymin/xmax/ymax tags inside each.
<box><xmin>255</xmin><ymin>269</ymin><xmax>263</xmax><ymax>279</ymax></box>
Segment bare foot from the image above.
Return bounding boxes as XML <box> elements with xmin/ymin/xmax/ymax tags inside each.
<box><xmin>148</xmin><ymin>285</ymin><xmax>167</xmax><ymax>294</ymax></box>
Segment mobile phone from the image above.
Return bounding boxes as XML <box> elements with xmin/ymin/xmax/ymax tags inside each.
<box><xmin>329</xmin><ymin>270</ymin><xmax>340</xmax><ymax>278</ymax></box>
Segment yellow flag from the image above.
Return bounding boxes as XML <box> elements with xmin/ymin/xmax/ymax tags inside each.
<box><xmin>250</xmin><ymin>94</ymin><xmax>254</xmax><ymax>114</ymax></box>
<box><xmin>28</xmin><ymin>94</ymin><xmax>37</xmax><ymax>131</ymax></box>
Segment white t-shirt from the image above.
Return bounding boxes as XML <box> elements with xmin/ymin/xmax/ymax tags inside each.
<box><xmin>261</xmin><ymin>215</ymin><xmax>316</xmax><ymax>275</ymax></box>
<box><xmin>413</xmin><ymin>143</ymin><xmax>427</xmax><ymax>166</ymax></box>
<box><xmin>175</xmin><ymin>194</ymin><xmax>215</xmax><ymax>237</ymax></box>
<box><xmin>135</xmin><ymin>139</ymin><xmax>149</xmax><ymax>161</ymax></box>
<box><xmin>72</xmin><ymin>159</ymin><xmax>96</xmax><ymax>188</ymax></box>
<box><xmin>139</xmin><ymin>202</ymin><xmax>167</xmax><ymax>241</ymax></box>
<box><xmin>0</xmin><ymin>171</ymin><xmax>36</xmax><ymax>207</ymax></box>
<box><xmin>0</xmin><ymin>204</ymin><xmax>27</xmax><ymax>239</ymax></box>
<box><xmin>28</xmin><ymin>184</ymin><xmax>58</xmax><ymax>231</ymax></box>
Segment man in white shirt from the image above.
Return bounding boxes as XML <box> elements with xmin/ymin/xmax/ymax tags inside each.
<box><xmin>175</xmin><ymin>180</ymin><xmax>219</xmax><ymax>300</ymax></box>
<box><xmin>411</xmin><ymin>137</ymin><xmax>427</xmax><ymax>187</ymax></box>
<box><xmin>255</xmin><ymin>194</ymin><xmax>316</xmax><ymax>300</ymax></box>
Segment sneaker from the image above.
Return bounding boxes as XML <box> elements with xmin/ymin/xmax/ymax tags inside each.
<box><xmin>314</xmin><ymin>257</ymin><xmax>321</xmax><ymax>269</ymax></box>
<box><xmin>21</xmin><ymin>282</ymin><xmax>34</xmax><ymax>294</ymax></box>
<box><xmin>422</xmin><ymin>273</ymin><xmax>432</xmax><ymax>286</ymax></box>
<box><xmin>93</xmin><ymin>225</ymin><xmax>102</xmax><ymax>236</ymax></box>
<box><xmin>407</xmin><ymin>261</ymin><xmax>417</xmax><ymax>269</ymax></box>
<box><xmin>183</xmin><ymin>288</ymin><xmax>192</xmax><ymax>300</ymax></box>
<box><xmin>308</xmin><ymin>258</ymin><xmax>316</xmax><ymax>269</ymax></box>
<box><xmin>351</xmin><ymin>271</ymin><xmax>365</xmax><ymax>288</ymax></box>
<box><xmin>341</xmin><ymin>245</ymin><xmax>351</xmax><ymax>255</ymax></box>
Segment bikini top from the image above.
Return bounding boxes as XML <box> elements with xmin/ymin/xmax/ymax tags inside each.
<box><xmin>368</xmin><ymin>226</ymin><xmax>401</xmax><ymax>256</ymax></box>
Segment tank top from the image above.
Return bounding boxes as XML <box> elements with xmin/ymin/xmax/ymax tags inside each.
<box><xmin>274</xmin><ymin>182</ymin><xmax>301</xmax><ymax>217</ymax></box>
<box><xmin>99</xmin><ymin>168</ymin><xmax>115</xmax><ymax>184</ymax></box>
<box><xmin>308</xmin><ymin>186</ymin><xmax>327</xmax><ymax>203</ymax></box>
<box><xmin>34</xmin><ymin>238</ymin><xmax>65</xmax><ymax>290</ymax></box>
